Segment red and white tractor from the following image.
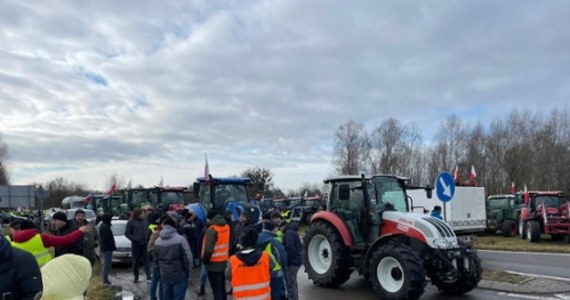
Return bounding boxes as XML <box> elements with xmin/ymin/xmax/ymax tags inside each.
<box><xmin>519</xmin><ymin>191</ymin><xmax>570</xmax><ymax>243</ymax></box>
<box><xmin>303</xmin><ymin>175</ymin><xmax>482</xmax><ymax>299</ymax></box>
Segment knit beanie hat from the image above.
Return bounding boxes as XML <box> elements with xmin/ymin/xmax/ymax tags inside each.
<box><xmin>20</xmin><ymin>219</ymin><xmax>37</xmax><ymax>230</ymax></box>
<box><xmin>263</xmin><ymin>221</ymin><xmax>275</xmax><ymax>231</ymax></box>
<box><xmin>207</xmin><ymin>209</ymin><xmax>219</xmax><ymax>220</ymax></box>
<box><xmin>240</xmin><ymin>207</ymin><xmax>257</xmax><ymax>224</ymax></box>
<box><xmin>240</xmin><ymin>228</ymin><xmax>259</xmax><ymax>248</ymax></box>
<box><xmin>162</xmin><ymin>216</ymin><xmax>177</xmax><ymax>228</ymax></box>
<box><xmin>52</xmin><ymin>211</ymin><xmax>68</xmax><ymax>222</ymax></box>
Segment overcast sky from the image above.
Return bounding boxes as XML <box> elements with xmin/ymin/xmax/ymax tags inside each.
<box><xmin>1</xmin><ymin>1</ymin><xmax>569</xmax><ymax>192</ymax></box>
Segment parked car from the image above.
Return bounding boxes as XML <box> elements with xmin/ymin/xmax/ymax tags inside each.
<box><xmin>65</xmin><ymin>208</ymin><xmax>96</xmax><ymax>224</ymax></box>
<box><xmin>110</xmin><ymin>219</ymin><xmax>132</xmax><ymax>263</ymax></box>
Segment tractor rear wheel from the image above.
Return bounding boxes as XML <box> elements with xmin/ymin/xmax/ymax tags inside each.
<box><xmin>501</xmin><ymin>219</ymin><xmax>517</xmax><ymax>237</ymax></box>
<box><xmin>369</xmin><ymin>241</ymin><xmax>426</xmax><ymax>300</ymax></box>
<box><xmin>304</xmin><ymin>221</ymin><xmax>352</xmax><ymax>287</ymax></box>
<box><xmin>526</xmin><ymin>220</ymin><xmax>541</xmax><ymax>242</ymax></box>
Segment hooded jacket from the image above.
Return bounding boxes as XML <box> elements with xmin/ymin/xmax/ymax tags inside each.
<box><xmin>258</xmin><ymin>229</ymin><xmax>288</xmax><ymax>274</ymax></box>
<box><xmin>0</xmin><ymin>235</ymin><xmax>42</xmax><ymax>300</ymax></box>
<box><xmin>230</xmin><ymin>209</ymin><xmax>256</xmax><ymax>255</ymax></box>
<box><xmin>284</xmin><ymin>223</ymin><xmax>302</xmax><ymax>267</ymax></box>
<box><xmin>98</xmin><ymin>215</ymin><xmax>116</xmax><ymax>252</ymax></box>
<box><xmin>202</xmin><ymin>214</ymin><xmax>229</xmax><ymax>273</ymax></box>
<box><xmin>40</xmin><ymin>254</ymin><xmax>91</xmax><ymax>300</ymax></box>
<box><xmin>153</xmin><ymin>225</ymin><xmax>193</xmax><ymax>284</ymax></box>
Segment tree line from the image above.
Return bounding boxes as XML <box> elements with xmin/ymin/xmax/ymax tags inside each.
<box><xmin>332</xmin><ymin>107</ymin><xmax>570</xmax><ymax>195</ymax></box>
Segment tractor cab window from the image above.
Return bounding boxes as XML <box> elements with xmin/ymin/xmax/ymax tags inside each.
<box><xmin>532</xmin><ymin>195</ymin><xmax>562</xmax><ymax>209</ymax></box>
<box><xmin>371</xmin><ymin>177</ymin><xmax>407</xmax><ymax>212</ymax></box>
<box><xmin>488</xmin><ymin>198</ymin><xmax>509</xmax><ymax>210</ymax></box>
<box><xmin>212</xmin><ymin>183</ymin><xmax>249</xmax><ymax>212</ymax></box>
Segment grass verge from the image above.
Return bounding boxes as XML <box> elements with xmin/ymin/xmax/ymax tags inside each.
<box><xmin>474</xmin><ymin>234</ymin><xmax>570</xmax><ymax>253</ymax></box>
<box><xmin>86</xmin><ymin>261</ymin><xmax>116</xmax><ymax>300</ymax></box>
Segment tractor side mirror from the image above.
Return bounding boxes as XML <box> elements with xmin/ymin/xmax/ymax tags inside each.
<box><xmin>339</xmin><ymin>184</ymin><xmax>350</xmax><ymax>201</ymax></box>
<box><xmin>425</xmin><ymin>185</ymin><xmax>433</xmax><ymax>199</ymax></box>
<box><xmin>193</xmin><ymin>182</ymin><xmax>200</xmax><ymax>196</ymax></box>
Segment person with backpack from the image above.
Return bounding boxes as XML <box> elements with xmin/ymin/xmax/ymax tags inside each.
<box><xmin>257</xmin><ymin>221</ymin><xmax>288</xmax><ymax>300</ymax></box>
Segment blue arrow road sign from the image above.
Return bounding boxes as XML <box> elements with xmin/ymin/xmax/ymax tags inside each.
<box><xmin>436</xmin><ymin>172</ymin><xmax>455</xmax><ymax>202</ymax></box>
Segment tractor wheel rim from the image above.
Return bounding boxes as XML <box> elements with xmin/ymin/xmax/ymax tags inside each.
<box><xmin>527</xmin><ymin>224</ymin><xmax>532</xmax><ymax>241</ymax></box>
<box><xmin>519</xmin><ymin>220</ymin><xmax>523</xmax><ymax>236</ymax></box>
<box><xmin>308</xmin><ymin>234</ymin><xmax>332</xmax><ymax>274</ymax></box>
<box><xmin>377</xmin><ymin>257</ymin><xmax>404</xmax><ymax>293</ymax></box>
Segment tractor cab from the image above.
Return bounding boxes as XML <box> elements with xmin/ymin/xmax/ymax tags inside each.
<box><xmin>192</xmin><ymin>176</ymin><xmax>262</xmax><ymax>225</ymax></box>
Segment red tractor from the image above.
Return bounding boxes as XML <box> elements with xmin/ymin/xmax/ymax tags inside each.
<box><xmin>519</xmin><ymin>191</ymin><xmax>570</xmax><ymax>243</ymax></box>
<box><xmin>304</xmin><ymin>175</ymin><xmax>482</xmax><ymax>299</ymax></box>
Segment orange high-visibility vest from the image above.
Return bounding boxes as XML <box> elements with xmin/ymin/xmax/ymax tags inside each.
<box><xmin>202</xmin><ymin>224</ymin><xmax>230</xmax><ymax>262</ymax></box>
<box><xmin>230</xmin><ymin>251</ymin><xmax>271</xmax><ymax>300</ymax></box>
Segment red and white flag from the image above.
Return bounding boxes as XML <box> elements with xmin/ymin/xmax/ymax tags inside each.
<box><xmin>158</xmin><ymin>177</ymin><xmax>163</xmax><ymax>187</ymax></box>
<box><xmin>523</xmin><ymin>184</ymin><xmax>529</xmax><ymax>203</ymax></box>
<box><xmin>469</xmin><ymin>165</ymin><xmax>477</xmax><ymax>181</ymax></box>
<box><xmin>204</xmin><ymin>153</ymin><xmax>210</xmax><ymax>184</ymax></box>
<box><xmin>126</xmin><ymin>179</ymin><xmax>132</xmax><ymax>189</ymax></box>
<box><xmin>303</xmin><ymin>190</ymin><xmax>308</xmax><ymax>198</ymax></box>
<box><xmin>511</xmin><ymin>182</ymin><xmax>516</xmax><ymax>194</ymax></box>
<box><xmin>107</xmin><ymin>179</ymin><xmax>116</xmax><ymax>195</ymax></box>
<box><xmin>453</xmin><ymin>165</ymin><xmax>460</xmax><ymax>182</ymax></box>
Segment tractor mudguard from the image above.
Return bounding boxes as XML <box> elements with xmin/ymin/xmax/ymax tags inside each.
<box><xmin>311</xmin><ymin>211</ymin><xmax>353</xmax><ymax>248</ymax></box>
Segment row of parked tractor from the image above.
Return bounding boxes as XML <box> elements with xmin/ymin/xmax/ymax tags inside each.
<box><xmin>255</xmin><ymin>195</ymin><xmax>324</xmax><ymax>224</ymax></box>
<box><xmin>486</xmin><ymin>190</ymin><xmax>570</xmax><ymax>243</ymax></box>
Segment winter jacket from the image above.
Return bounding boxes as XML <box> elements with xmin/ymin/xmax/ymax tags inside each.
<box><xmin>257</xmin><ymin>229</ymin><xmax>288</xmax><ymax>272</ymax></box>
<box><xmin>54</xmin><ymin>222</ymin><xmax>83</xmax><ymax>257</ymax></box>
<box><xmin>40</xmin><ymin>254</ymin><xmax>91</xmax><ymax>300</ymax></box>
<box><xmin>147</xmin><ymin>227</ymin><xmax>161</xmax><ymax>266</ymax></box>
<box><xmin>98</xmin><ymin>215</ymin><xmax>116</xmax><ymax>252</ymax></box>
<box><xmin>125</xmin><ymin>217</ymin><xmax>148</xmax><ymax>246</ymax></box>
<box><xmin>11</xmin><ymin>228</ymin><xmax>84</xmax><ymax>250</ymax></box>
<box><xmin>77</xmin><ymin>219</ymin><xmax>98</xmax><ymax>263</ymax></box>
<box><xmin>284</xmin><ymin>223</ymin><xmax>302</xmax><ymax>267</ymax></box>
<box><xmin>0</xmin><ymin>235</ymin><xmax>42</xmax><ymax>300</ymax></box>
<box><xmin>153</xmin><ymin>225</ymin><xmax>193</xmax><ymax>284</ymax></box>
<box><xmin>202</xmin><ymin>214</ymin><xmax>229</xmax><ymax>273</ymax></box>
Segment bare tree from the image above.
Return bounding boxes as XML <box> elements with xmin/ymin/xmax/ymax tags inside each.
<box><xmin>332</xmin><ymin>120</ymin><xmax>370</xmax><ymax>175</ymax></box>
<box><xmin>241</xmin><ymin>166</ymin><xmax>275</xmax><ymax>197</ymax></box>
<box><xmin>44</xmin><ymin>177</ymin><xmax>89</xmax><ymax>208</ymax></box>
<box><xmin>0</xmin><ymin>133</ymin><xmax>9</xmax><ymax>185</ymax></box>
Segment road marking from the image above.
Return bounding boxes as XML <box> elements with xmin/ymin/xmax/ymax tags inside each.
<box><xmin>479</xmin><ymin>250</ymin><xmax>570</xmax><ymax>257</ymax></box>
<box><xmin>504</xmin><ymin>270</ymin><xmax>570</xmax><ymax>283</ymax></box>
<box><xmin>499</xmin><ymin>292</ymin><xmax>560</xmax><ymax>300</ymax></box>
<box><xmin>554</xmin><ymin>294</ymin><xmax>570</xmax><ymax>300</ymax></box>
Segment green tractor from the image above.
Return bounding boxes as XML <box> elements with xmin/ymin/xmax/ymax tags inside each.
<box><xmin>486</xmin><ymin>194</ymin><xmax>521</xmax><ymax>237</ymax></box>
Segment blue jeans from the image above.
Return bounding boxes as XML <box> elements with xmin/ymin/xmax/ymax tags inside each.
<box><xmin>160</xmin><ymin>274</ymin><xmax>189</xmax><ymax>300</ymax></box>
<box><xmin>101</xmin><ymin>251</ymin><xmax>113</xmax><ymax>284</ymax></box>
<box><xmin>149</xmin><ymin>265</ymin><xmax>161</xmax><ymax>300</ymax></box>
<box><xmin>200</xmin><ymin>264</ymin><xmax>208</xmax><ymax>287</ymax></box>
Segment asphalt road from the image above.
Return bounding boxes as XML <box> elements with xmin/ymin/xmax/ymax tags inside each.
<box><xmin>479</xmin><ymin>250</ymin><xmax>570</xmax><ymax>279</ymax></box>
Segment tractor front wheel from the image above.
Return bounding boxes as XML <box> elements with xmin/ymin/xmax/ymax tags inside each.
<box><xmin>501</xmin><ymin>219</ymin><xmax>517</xmax><ymax>237</ymax></box>
<box><xmin>369</xmin><ymin>241</ymin><xmax>426</xmax><ymax>300</ymax></box>
<box><xmin>519</xmin><ymin>219</ymin><xmax>526</xmax><ymax>239</ymax></box>
<box><xmin>303</xmin><ymin>221</ymin><xmax>352</xmax><ymax>287</ymax></box>
<box><xmin>526</xmin><ymin>220</ymin><xmax>541</xmax><ymax>243</ymax></box>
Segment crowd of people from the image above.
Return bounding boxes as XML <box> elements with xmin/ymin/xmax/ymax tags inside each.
<box><xmin>0</xmin><ymin>204</ymin><xmax>303</xmax><ymax>300</ymax></box>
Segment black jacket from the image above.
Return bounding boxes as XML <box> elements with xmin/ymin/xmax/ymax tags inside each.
<box><xmin>55</xmin><ymin>221</ymin><xmax>83</xmax><ymax>257</ymax></box>
<box><xmin>99</xmin><ymin>215</ymin><xmax>116</xmax><ymax>252</ymax></box>
<box><xmin>0</xmin><ymin>236</ymin><xmax>42</xmax><ymax>300</ymax></box>
<box><xmin>284</xmin><ymin>223</ymin><xmax>302</xmax><ymax>267</ymax></box>
<box><xmin>125</xmin><ymin>217</ymin><xmax>148</xmax><ymax>246</ymax></box>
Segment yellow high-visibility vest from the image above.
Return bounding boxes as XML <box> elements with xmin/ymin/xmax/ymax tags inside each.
<box><xmin>12</xmin><ymin>233</ymin><xmax>52</xmax><ymax>268</ymax></box>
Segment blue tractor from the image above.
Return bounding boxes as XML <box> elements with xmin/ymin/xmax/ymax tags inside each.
<box><xmin>188</xmin><ymin>176</ymin><xmax>262</xmax><ymax>226</ymax></box>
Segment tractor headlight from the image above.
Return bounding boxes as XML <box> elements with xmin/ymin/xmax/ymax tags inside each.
<box><xmin>433</xmin><ymin>238</ymin><xmax>451</xmax><ymax>249</ymax></box>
